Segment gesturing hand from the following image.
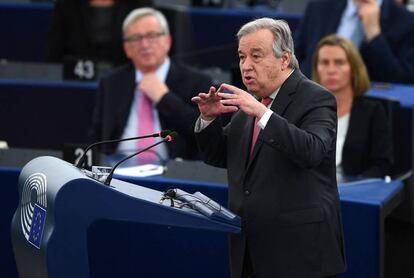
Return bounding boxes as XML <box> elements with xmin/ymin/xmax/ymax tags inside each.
<box><xmin>191</xmin><ymin>86</ymin><xmax>239</xmax><ymax>121</ymax></box>
<box><xmin>217</xmin><ymin>84</ymin><xmax>269</xmax><ymax>119</ymax></box>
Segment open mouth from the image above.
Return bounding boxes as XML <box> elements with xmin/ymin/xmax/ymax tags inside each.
<box><xmin>244</xmin><ymin>76</ymin><xmax>254</xmax><ymax>83</ymax></box>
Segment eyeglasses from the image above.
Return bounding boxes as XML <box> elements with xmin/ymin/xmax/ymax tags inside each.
<box><xmin>124</xmin><ymin>32</ymin><xmax>165</xmax><ymax>44</ymax></box>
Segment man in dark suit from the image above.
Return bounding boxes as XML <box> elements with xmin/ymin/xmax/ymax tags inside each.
<box><xmin>90</xmin><ymin>7</ymin><xmax>212</xmax><ymax>161</ymax></box>
<box><xmin>192</xmin><ymin>18</ymin><xmax>346</xmax><ymax>277</ymax></box>
<box><xmin>295</xmin><ymin>0</ymin><xmax>414</xmax><ymax>84</ymax></box>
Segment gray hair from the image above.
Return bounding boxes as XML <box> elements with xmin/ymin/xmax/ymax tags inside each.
<box><xmin>237</xmin><ymin>18</ymin><xmax>299</xmax><ymax>69</ymax></box>
<box><xmin>122</xmin><ymin>7</ymin><xmax>170</xmax><ymax>39</ymax></box>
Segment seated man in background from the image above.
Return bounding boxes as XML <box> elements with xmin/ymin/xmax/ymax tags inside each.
<box><xmin>46</xmin><ymin>0</ymin><xmax>153</xmax><ymax>66</ymax></box>
<box><xmin>89</xmin><ymin>7</ymin><xmax>213</xmax><ymax>163</ymax></box>
<box><xmin>295</xmin><ymin>0</ymin><xmax>414</xmax><ymax>84</ymax></box>
<box><xmin>312</xmin><ymin>34</ymin><xmax>393</xmax><ymax>180</ymax></box>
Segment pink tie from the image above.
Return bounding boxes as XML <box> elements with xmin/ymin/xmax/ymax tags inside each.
<box><xmin>250</xmin><ymin>97</ymin><xmax>272</xmax><ymax>156</ymax></box>
<box><xmin>137</xmin><ymin>92</ymin><xmax>157</xmax><ymax>164</ymax></box>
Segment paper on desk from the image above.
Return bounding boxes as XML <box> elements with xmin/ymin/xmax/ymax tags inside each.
<box><xmin>114</xmin><ymin>164</ymin><xmax>164</xmax><ymax>177</ymax></box>
<box><xmin>0</xmin><ymin>140</ymin><xmax>8</xmax><ymax>149</ymax></box>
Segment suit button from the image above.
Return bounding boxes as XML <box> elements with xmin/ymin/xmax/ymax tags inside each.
<box><xmin>244</xmin><ymin>190</ymin><xmax>250</xmax><ymax>196</ymax></box>
<box><xmin>269</xmin><ymin>139</ymin><xmax>275</xmax><ymax>143</ymax></box>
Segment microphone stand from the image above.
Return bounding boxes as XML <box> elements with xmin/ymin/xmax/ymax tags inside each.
<box><xmin>104</xmin><ymin>133</ymin><xmax>176</xmax><ymax>186</ymax></box>
<box><xmin>75</xmin><ymin>130</ymin><xmax>171</xmax><ymax>169</ymax></box>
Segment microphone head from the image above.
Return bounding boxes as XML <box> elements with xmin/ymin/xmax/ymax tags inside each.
<box><xmin>166</xmin><ymin>131</ymin><xmax>178</xmax><ymax>142</ymax></box>
<box><xmin>164</xmin><ymin>189</ymin><xmax>176</xmax><ymax>198</ymax></box>
<box><xmin>159</xmin><ymin>129</ymin><xmax>172</xmax><ymax>138</ymax></box>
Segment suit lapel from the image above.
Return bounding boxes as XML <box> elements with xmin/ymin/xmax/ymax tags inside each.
<box><xmin>342</xmin><ymin>97</ymin><xmax>363</xmax><ymax>159</ymax></box>
<box><xmin>242</xmin><ymin>114</ymin><xmax>257</xmax><ymax>170</ymax></box>
<box><xmin>119</xmin><ymin>64</ymin><xmax>137</xmax><ymax>130</ymax></box>
<box><xmin>246</xmin><ymin>70</ymin><xmax>302</xmax><ymax>166</ymax></box>
<box><xmin>125</xmin><ymin>66</ymin><xmax>136</xmax><ymax>105</ymax></box>
<box><xmin>165</xmin><ymin>62</ymin><xmax>178</xmax><ymax>89</ymax></box>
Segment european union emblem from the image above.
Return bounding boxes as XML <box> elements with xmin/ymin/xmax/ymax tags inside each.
<box><xmin>28</xmin><ymin>204</ymin><xmax>46</xmax><ymax>249</ymax></box>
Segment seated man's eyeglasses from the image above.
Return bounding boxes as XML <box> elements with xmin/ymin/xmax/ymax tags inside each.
<box><xmin>124</xmin><ymin>32</ymin><xmax>165</xmax><ymax>44</ymax></box>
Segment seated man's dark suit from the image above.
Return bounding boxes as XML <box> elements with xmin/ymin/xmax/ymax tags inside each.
<box><xmin>295</xmin><ymin>0</ymin><xmax>414</xmax><ymax>84</ymax></box>
<box><xmin>342</xmin><ymin>96</ymin><xmax>393</xmax><ymax>178</ymax></box>
<box><xmin>90</xmin><ymin>62</ymin><xmax>212</xmax><ymax>160</ymax></box>
<box><xmin>196</xmin><ymin>70</ymin><xmax>346</xmax><ymax>278</ymax></box>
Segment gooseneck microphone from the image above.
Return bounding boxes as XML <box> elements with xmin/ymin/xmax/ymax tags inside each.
<box><xmin>103</xmin><ymin>131</ymin><xmax>178</xmax><ymax>186</ymax></box>
<box><xmin>75</xmin><ymin>130</ymin><xmax>172</xmax><ymax>168</ymax></box>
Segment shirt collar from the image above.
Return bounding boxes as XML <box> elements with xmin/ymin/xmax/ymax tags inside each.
<box><xmin>135</xmin><ymin>57</ymin><xmax>171</xmax><ymax>83</ymax></box>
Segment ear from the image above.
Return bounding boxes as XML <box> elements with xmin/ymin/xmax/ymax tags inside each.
<box><xmin>123</xmin><ymin>42</ymin><xmax>132</xmax><ymax>59</ymax></box>
<box><xmin>281</xmin><ymin>52</ymin><xmax>291</xmax><ymax>70</ymax></box>
<box><xmin>165</xmin><ymin>34</ymin><xmax>172</xmax><ymax>54</ymax></box>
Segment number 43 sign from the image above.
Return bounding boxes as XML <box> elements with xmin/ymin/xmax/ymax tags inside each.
<box><xmin>74</xmin><ymin>60</ymin><xmax>95</xmax><ymax>80</ymax></box>
<box><xmin>63</xmin><ymin>58</ymin><xmax>96</xmax><ymax>81</ymax></box>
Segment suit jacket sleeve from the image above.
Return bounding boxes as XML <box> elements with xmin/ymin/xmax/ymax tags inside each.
<box><xmin>157</xmin><ymin>65</ymin><xmax>213</xmax><ymax>147</ymax></box>
<box><xmin>157</xmin><ymin>90</ymin><xmax>203</xmax><ymax>141</ymax></box>
<box><xmin>360</xmin><ymin>32</ymin><xmax>414</xmax><ymax>84</ymax></box>
<box><xmin>362</xmin><ymin>100</ymin><xmax>393</xmax><ymax>177</ymax></box>
<box><xmin>360</xmin><ymin>1</ymin><xmax>414</xmax><ymax>83</ymax></box>
<box><xmin>194</xmin><ymin>117</ymin><xmax>229</xmax><ymax>169</ymax></box>
<box><xmin>342</xmin><ymin>97</ymin><xmax>393</xmax><ymax>177</ymax></box>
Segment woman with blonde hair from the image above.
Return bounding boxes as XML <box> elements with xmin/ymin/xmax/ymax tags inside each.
<box><xmin>312</xmin><ymin>34</ymin><xmax>393</xmax><ymax>180</ymax></box>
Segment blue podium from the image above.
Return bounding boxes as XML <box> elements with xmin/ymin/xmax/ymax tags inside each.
<box><xmin>10</xmin><ymin>157</ymin><xmax>240</xmax><ymax>278</ymax></box>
